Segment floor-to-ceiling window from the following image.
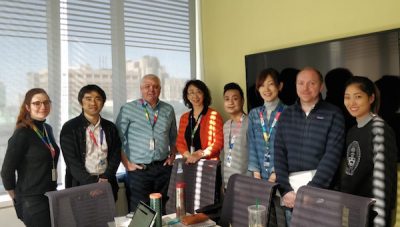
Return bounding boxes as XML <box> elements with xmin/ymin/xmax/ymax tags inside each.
<box><xmin>0</xmin><ymin>0</ymin><xmax>196</xmax><ymax>197</ymax></box>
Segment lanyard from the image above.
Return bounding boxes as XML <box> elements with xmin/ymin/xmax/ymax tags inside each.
<box><xmin>32</xmin><ymin>125</ymin><xmax>56</xmax><ymax>159</ymax></box>
<box><xmin>141</xmin><ymin>99</ymin><xmax>159</xmax><ymax>130</ymax></box>
<box><xmin>190</xmin><ymin>113</ymin><xmax>203</xmax><ymax>146</ymax></box>
<box><xmin>88</xmin><ymin>127</ymin><xmax>104</xmax><ymax>147</ymax></box>
<box><xmin>259</xmin><ymin>105</ymin><xmax>284</xmax><ymax>143</ymax></box>
<box><xmin>229</xmin><ymin>114</ymin><xmax>245</xmax><ymax>149</ymax></box>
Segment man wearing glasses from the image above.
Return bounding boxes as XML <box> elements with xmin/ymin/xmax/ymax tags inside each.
<box><xmin>60</xmin><ymin>85</ymin><xmax>121</xmax><ymax>200</ymax></box>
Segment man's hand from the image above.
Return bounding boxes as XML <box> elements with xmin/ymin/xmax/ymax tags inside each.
<box><xmin>98</xmin><ymin>178</ymin><xmax>108</xmax><ymax>183</ymax></box>
<box><xmin>282</xmin><ymin>191</ymin><xmax>296</xmax><ymax>208</ymax></box>
<box><xmin>164</xmin><ymin>154</ymin><xmax>175</xmax><ymax>166</ymax></box>
<box><xmin>125</xmin><ymin>161</ymin><xmax>144</xmax><ymax>171</ymax></box>
<box><xmin>268</xmin><ymin>172</ymin><xmax>276</xmax><ymax>182</ymax></box>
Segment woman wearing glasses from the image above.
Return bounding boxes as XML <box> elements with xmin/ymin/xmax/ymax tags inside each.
<box><xmin>1</xmin><ymin>88</ymin><xmax>59</xmax><ymax>227</ymax></box>
<box><xmin>176</xmin><ymin>80</ymin><xmax>224</xmax><ymax>164</ymax></box>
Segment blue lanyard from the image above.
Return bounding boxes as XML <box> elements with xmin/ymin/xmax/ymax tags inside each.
<box><xmin>228</xmin><ymin>114</ymin><xmax>245</xmax><ymax>149</ymax></box>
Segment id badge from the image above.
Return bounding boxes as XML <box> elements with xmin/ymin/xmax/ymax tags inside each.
<box><xmin>226</xmin><ymin>153</ymin><xmax>232</xmax><ymax>167</ymax></box>
<box><xmin>190</xmin><ymin>146</ymin><xmax>195</xmax><ymax>154</ymax></box>
<box><xmin>149</xmin><ymin>138</ymin><xmax>155</xmax><ymax>150</ymax></box>
<box><xmin>52</xmin><ymin>168</ymin><xmax>57</xmax><ymax>182</ymax></box>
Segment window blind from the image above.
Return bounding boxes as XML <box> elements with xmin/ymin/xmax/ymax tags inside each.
<box><xmin>0</xmin><ymin>0</ymin><xmax>47</xmax><ymax>39</ymax></box>
<box><xmin>60</xmin><ymin>0</ymin><xmax>111</xmax><ymax>45</ymax></box>
<box><xmin>124</xmin><ymin>0</ymin><xmax>190</xmax><ymax>52</ymax></box>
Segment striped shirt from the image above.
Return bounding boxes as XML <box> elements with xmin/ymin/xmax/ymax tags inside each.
<box><xmin>248</xmin><ymin>101</ymin><xmax>286</xmax><ymax>179</ymax></box>
<box><xmin>222</xmin><ymin>115</ymin><xmax>249</xmax><ymax>187</ymax></box>
<box><xmin>116</xmin><ymin>99</ymin><xmax>177</xmax><ymax>164</ymax></box>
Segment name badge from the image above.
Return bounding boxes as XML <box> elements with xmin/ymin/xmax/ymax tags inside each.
<box><xmin>149</xmin><ymin>138</ymin><xmax>155</xmax><ymax>150</ymax></box>
<box><xmin>52</xmin><ymin>168</ymin><xmax>57</xmax><ymax>182</ymax></box>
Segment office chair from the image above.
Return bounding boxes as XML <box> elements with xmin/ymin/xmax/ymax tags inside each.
<box><xmin>166</xmin><ymin>159</ymin><xmax>221</xmax><ymax>214</ymax></box>
<box><xmin>219</xmin><ymin>174</ymin><xmax>279</xmax><ymax>227</ymax></box>
<box><xmin>291</xmin><ymin>186</ymin><xmax>375</xmax><ymax>227</ymax></box>
<box><xmin>45</xmin><ymin>182</ymin><xmax>116</xmax><ymax>227</ymax></box>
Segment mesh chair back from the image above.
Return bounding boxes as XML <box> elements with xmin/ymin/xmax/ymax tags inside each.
<box><xmin>45</xmin><ymin>183</ymin><xmax>116</xmax><ymax>227</ymax></box>
<box><xmin>291</xmin><ymin>186</ymin><xmax>375</xmax><ymax>227</ymax></box>
<box><xmin>166</xmin><ymin>159</ymin><xmax>221</xmax><ymax>214</ymax></box>
<box><xmin>219</xmin><ymin>174</ymin><xmax>278</xmax><ymax>227</ymax></box>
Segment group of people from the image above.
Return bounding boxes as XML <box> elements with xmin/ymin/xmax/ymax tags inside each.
<box><xmin>0</xmin><ymin>67</ymin><xmax>398</xmax><ymax>227</ymax></box>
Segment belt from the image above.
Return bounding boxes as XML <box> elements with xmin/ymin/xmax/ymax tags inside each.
<box><xmin>137</xmin><ymin>159</ymin><xmax>166</xmax><ymax>170</ymax></box>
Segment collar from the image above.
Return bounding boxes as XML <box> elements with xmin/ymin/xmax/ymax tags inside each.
<box><xmin>264</xmin><ymin>99</ymin><xmax>280</xmax><ymax>111</ymax></box>
<box><xmin>141</xmin><ymin>99</ymin><xmax>160</xmax><ymax>109</ymax></box>
<box><xmin>80</xmin><ymin>113</ymin><xmax>102</xmax><ymax>127</ymax></box>
<box><xmin>356</xmin><ymin>113</ymin><xmax>374</xmax><ymax>128</ymax></box>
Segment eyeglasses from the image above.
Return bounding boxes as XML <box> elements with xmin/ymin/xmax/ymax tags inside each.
<box><xmin>31</xmin><ymin>100</ymin><xmax>52</xmax><ymax>107</ymax></box>
<box><xmin>187</xmin><ymin>91</ymin><xmax>203</xmax><ymax>97</ymax></box>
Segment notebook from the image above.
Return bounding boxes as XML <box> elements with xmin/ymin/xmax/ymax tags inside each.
<box><xmin>129</xmin><ymin>201</ymin><xmax>157</xmax><ymax>227</ymax></box>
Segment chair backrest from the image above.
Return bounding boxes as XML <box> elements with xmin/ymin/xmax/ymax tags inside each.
<box><xmin>166</xmin><ymin>159</ymin><xmax>221</xmax><ymax>214</ymax></box>
<box><xmin>291</xmin><ymin>186</ymin><xmax>375</xmax><ymax>227</ymax></box>
<box><xmin>219</xmin><ymin>174</ymin><xmax>278</xmax><ymax>227</ymax></box>
<box><xmin>45</xmin><ymin>182</ymin><xmax>116</xmax><ymax>227</ymax></box>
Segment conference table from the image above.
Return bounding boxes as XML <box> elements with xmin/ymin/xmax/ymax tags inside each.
<box><xmin>108</xmin><ymin>213</ymin><xmax>219</xmax><ymax>227</ymax></box>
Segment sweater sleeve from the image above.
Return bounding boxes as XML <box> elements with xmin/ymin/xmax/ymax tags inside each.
<box><xmin>203</xmin><ymin>110</ymin><xmax>224</xmax><ymax>159</ymax></box>
<box><xmin>176</xmin><ymin>112</ymin><xmax>189</xmax><ymax>155</ymax></box>
<box><xmin>247</xmin><ymin>109</ymin><xmax>260</xmax><ymax>173</ymax></box>
<box><xmin>1</xmin><ymin>129</ymin><xmax>29</xmax><ymax>190</ymax></box>
<box><xmin>274</xmin><ymin>112</ymin><xmax>293</xmax><ymax>195</ymax></box>
<box><xmin>308</xmin><ymin>109</ymin><xmax>345</xmax><ymax>189</ymax></box>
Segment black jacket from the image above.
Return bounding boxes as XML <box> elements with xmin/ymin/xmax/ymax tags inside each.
<box><xmin>60</xmin><ymin>113</ymin><xmax>121</xmax><ymax>200</ymax></box>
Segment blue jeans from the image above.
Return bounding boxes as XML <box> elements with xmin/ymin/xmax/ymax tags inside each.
<box><xmin>284</xmin><ymin>207</ymin><xmax>292</xmax><ymax>227</ymax></box>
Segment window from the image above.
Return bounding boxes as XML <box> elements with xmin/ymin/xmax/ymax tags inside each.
<box><xmin>0</xmin><ymin>0</ymin><xmax>48</xmax><ymax>194</ymax></box>
<box><xmin>0</xmin><ymin>0</ymin><xmax>196</xmax><ymax>195</ymax></box>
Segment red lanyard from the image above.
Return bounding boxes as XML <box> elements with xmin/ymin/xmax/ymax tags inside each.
<box><xmin>88</xmin><ymin>127</ymin><xmax>104</xmax><ymax>147</ymax></box>
<box><xmin>32</xmin><ymin>125</ymin><xmax>55</xmax><ymax>158</ymax></box>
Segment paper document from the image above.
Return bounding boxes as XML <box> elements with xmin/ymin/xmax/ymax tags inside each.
<box><xmin>288</xmin><ymin>169</ymin><xmax>316</xmax><ymax>192</ymax></box>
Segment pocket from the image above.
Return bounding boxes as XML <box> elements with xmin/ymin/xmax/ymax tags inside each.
<box><xmin>13</xmin><ymin>198</ymin><xmax>23</xmax><ymax>220</ymax></box>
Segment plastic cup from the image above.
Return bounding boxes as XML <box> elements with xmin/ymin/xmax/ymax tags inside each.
<box><xmin>248</xmin><ymin>205</ymin><xmax>266</xmax><ymax>227</ymax></box>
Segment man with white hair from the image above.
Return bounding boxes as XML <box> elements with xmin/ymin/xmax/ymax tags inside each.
<box><xmin>116</xmin><ymin>74</ymin><xmax>177</xmax><ymax>212</ymax></box>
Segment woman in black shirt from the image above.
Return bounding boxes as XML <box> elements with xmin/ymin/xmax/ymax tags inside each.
<box><xmin>1</xmin><ymin>88</ymin><xmax>60</xmax><ymax>227</ymax></box>
<box><xmin>341</xmin><ymin>76</ymin><xmax>397</xmax><ymax>227</ymax></box>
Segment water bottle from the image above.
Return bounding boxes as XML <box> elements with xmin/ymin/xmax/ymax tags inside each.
<box><xmin>176</xmin><ymin>182</ymin><xmax>186</xmax><ymax>220</ymax></box>
<box><xmin>149</xmin><ymin>193</ymin><xmax>162</xmax><ymax>227</ymax></box>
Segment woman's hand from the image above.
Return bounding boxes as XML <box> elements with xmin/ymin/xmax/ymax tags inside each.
<box><xmin>268</xmin><ymin>172</ymin><xmax>276</xmax><ymax>182</ymax></box>
<box><xmin>185</xmin><ymin>150</ymin><xmax>203</xmax><ymax>164</ymax></box>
